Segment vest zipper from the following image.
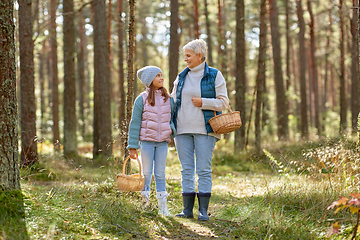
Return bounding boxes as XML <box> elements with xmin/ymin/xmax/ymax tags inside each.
<box><xmin>157</xmin><ymin>95</ymin><xmax>161</xmax><ymax>142</ymax></box>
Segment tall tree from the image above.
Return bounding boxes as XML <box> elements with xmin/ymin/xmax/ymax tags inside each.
<box><xmin>93</xmin><ymin>0</ymin><xmax>112</xmax><ymax>158</ymax></box>
<box><xmin>77</xmin><ymin>9</ymin><xmax>86</xmax><ymax>139</ymax></box>
<box><xmin>296</xmin><ymin>0</ymin><xmax>308</xmax><ymax>138</ymax></box>
<box><xmin>255</xmin><ymin>0</ymin><xmax>267</xmax><ymax>155</ymax></box>
<box><xmin>19</xmin><ymin>0</ymin><xmax>37</xmax><ymax>165</ymax></box>
<box><xmin>39</xmin><ymin>41</ymin><xmax>46</xmax><ymax>135</ymax></box>
<box><xmin>235</xmin><ymin>0</ymin><xmax>246</xmax><ymax>149</ymax></box>
<box><xmin>204</xmin><ymin>0</ymin><xmax>213</xmax><ymax>66</ymax></box>
<box><xmin>108</xmin><ymin>0</ymin><xmax>113</xmax><ymax>102</ymax></box>
<box><xmin>285</xmin><ymin>0</ymin><xmax>291</xmax><ymax>93</ymax></box>
<box><xmin>117</xmin><ymin>0</ymin><xmax>126</xmax><ymax>144</ymax></box>
<box><xmin>217</xmin><ymin>0</ymin><xmax>225</xmax><ymax>70</ymax></box>
<box><xmin>63</xmin><ymin>0</ymin><xmax>77</xmax><ymax>156</ymax></box>
<box><xmin>139</xmin><ymin>4</ymin><xmax>149</xmax><ymax>67</ymax></box>
<box><xmin>339</xmin><ymin>0</ymin><xmax>346</xmax><ymax>133</ymax></box>
<box><xmin>322</xmin><ymin>9</ymin><xmax>332</xmax><ymax>133</ymax></box>
<box><xmin>50</xmin><ymin>0</ymin><xmax>60</xmax><ymax>150</ymax></box>
<box><xmin>169</xmin><ymin>0</ymin><xmax>179</xmax><ymax>91</ymax></box>
<box><xmin>193</xmin><ymin>0</ymin><xmax>200</xmax><ymax>39</ymax></box>
<box><xmin>0</xmin><ymin>4</ymin><xmax>28</xmax><ymax>234</ymax></box>
<box><xmin>351</xmin><ymin>0</ymin><xmax>359</xmax><ymax>134</ymax></box>
<box><xmin>268</xmin><ymin>0</ymin><xmax>288</xmax><ymax>140</ymax></box>
<box><xmin>307</xmin><ymin>0</ymin><xmax>320</xmax><ymax>136</ymax></box>
<box><xmin>0</xmin><ymin>0</ymin><xmax>20</xmax><ymax>189</ymax></box>
<box><xmin>125</xmin><ymin>0</ymin><xmax>136</xmax><ymax>163</ymax></box>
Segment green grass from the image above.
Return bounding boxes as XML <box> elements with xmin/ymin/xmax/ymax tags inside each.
<box><xmin>2</xmin><ymin>137</ymin><xmax>360</xmax><ymax>239</ymax></box>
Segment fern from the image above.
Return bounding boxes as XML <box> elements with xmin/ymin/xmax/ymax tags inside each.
<box><xmin>263</xmin><ymin>149</ymin><xmax>285</xmax><ymax>173</ymax></box>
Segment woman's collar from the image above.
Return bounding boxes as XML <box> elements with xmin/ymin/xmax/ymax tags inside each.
<box><xmin>189</xmin><ymin>61</ymin><xmax>205</xmax><ymax>72</ymax></box>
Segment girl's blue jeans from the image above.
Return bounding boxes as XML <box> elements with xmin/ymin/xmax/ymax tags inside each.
<box><xmin>174</xmin><ymin>134</ymin><xmax>217</xmax><ymax>193</ymax></box>
<box><xmin>140</xmin><ymin>141</ymin><xmax>168</xmax><ymax>192</ymax></box>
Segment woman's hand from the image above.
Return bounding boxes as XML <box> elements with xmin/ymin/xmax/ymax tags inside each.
<box><xmin>129</xmin><ymin>148</ymin><xmax>138</xmax><ymax>159</ymax></box>
<box><xmin>191</xmin><ymin>97</ymin><xmax>202</xmax><ymax>107</ymax></box>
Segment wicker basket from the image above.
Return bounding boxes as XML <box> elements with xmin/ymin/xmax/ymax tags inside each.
<box><xmin>116</xmin><ymin>157</ymin><xmax>145</xmax><ymax>191</ymax></box>
<box><xmin>208</xmin><ymin>97</ymin><xmax>242</xmax><ymax>134</ymax></box>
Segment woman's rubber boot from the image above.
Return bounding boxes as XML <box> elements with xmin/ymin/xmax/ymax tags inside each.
<box><xmin>156</xmin><ymin>191</ymin><xmax>171</xmax><ymax>217</ymax></box>
<box><xmin>140</xmin><ymin>191</ymin><xmax>150</xmax><ymax>208</ymax></box>
<box><xmin>197</xmin><ymin>192</ymin><xmax>211</xmax><ymax>221</ymax></box>
<box><xmin>175</xmin><ymin>192</ymin><xmax>196</xmax><ymax>218</ymax></box>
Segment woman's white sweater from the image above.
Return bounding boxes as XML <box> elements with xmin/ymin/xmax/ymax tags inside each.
<box><xmin>170</xmin><ymin>62</ymin><xmax>229</xmax><ymax>139</ymax></box>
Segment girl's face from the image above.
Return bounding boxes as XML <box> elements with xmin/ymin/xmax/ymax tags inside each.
<box><xmin>151</xmin><ymin>72</ymin><xmax>164</xmax><ymax>90</ymax></box>
<box><xmin>184</xmin><ymin>49</ymin><xmax>203</xmax><ymax>69</ymax></box>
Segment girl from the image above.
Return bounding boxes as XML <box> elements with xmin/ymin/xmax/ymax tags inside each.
<box><xmin>127</xmin><ymin>66</ymin><xmax>176</xmax><ymax>216</ymax></box>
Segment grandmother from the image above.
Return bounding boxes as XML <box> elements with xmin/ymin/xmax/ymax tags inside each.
<box><xmin>171</xmin><ymin>39</ymin><xmax>229</xmax><ymax>221</ymax></box>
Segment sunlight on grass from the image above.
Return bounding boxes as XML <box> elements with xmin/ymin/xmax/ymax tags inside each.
<box><xmin>11</xmin><ymin>135</ymin><xmax>360</xmax><ymax>239</ymax></box>
<box><xmin>180</xmin><ymin>219</ymin><xmax>218</xmax><ymax>238</ymax></box>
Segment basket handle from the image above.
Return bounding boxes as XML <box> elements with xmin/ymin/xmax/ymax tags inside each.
<box><xmin>213</xmin><ymin>96</ymin><xmax>232</xmax><ymax>116</ymax></box>
<box><xmin>122</xmin><ymin>156</ymin><xmax>143</xmax><ymax>178</ymax></box>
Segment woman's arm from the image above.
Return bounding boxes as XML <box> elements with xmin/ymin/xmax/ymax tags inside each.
<box><xmin>170</xmin><ymin>97</ymin><xmax>177</xmax><ymax>138</ymax></box>
<box><xmin>170</xmin><ymin>76</ymin><xmax>179</xmax><ymax>101</ymax></box>
<box><xmin>201</xmin><ymin>71</ymin><xmax>229</xmax><ymax>111</ymax></box>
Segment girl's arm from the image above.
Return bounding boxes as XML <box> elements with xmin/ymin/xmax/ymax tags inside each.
<box><xmin>127</xmin><ymin>95</ymin><xmax>144</xmax><ymax>151</ymax></box>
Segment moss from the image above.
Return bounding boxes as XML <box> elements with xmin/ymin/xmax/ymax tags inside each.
<box><xmin>0</xmin><ymin>190</ymin><xmax>29</xmax><ymax>239</ymax></box>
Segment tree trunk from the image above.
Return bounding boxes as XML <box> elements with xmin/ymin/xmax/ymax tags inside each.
<box><xmin>140</xmin><ymin>14</ymin><xmax>148</xmax><ymax>66</ymax></box>
<box><xmin>0</xmin><ymin>0</ymin><xmax>20</xmax><ymax>190</ymax></box>
<box><xmin>255</xmin><ymin>0</ymin><xmax>267</xmax><ymax>155</ymax></box>
<box><xmin>217</xmin><ymin>0</ymin><xmax>224</xmax><ymax>70</ymax></box>
<box><xmin>268</xmin><ymin>0</ymin><xmax>288</xmax><ymax>140</ymax></box>
<box><xmin>127</xmin><ymin>0</ymin><xmax>135</xmax><ymax>129</ymax></box>
<box><xmin>117</xmin><ymin>0</ymin><xmax>126</xmax><ymax>148</ymax></box>
<box><xmin>169</xmin><ymin>0</ymin><xmax>179</xmax><ymax>91</ymax></box>
<box><xmin>78</xmin><ymin>9</ymin><xmax>86</xmax><ymax>139</ymax></box>
<box><xmin>296</xmin><ymin>0</ymin><xmax>308</xmax><ymax>138</ymax></box>
<box><xmin>351</xmin><ymin>0</ymin><xmax>359</xmax><ymax>134</ymax></box>
<box><xmin>235</xmin><ymin>0</ymin><xmax>246</xmax><ymax>150</ymax></box>
<box><xmin>19</xmin><ymin>0</ymin><xmax>38</xmax><ymax>166</ymax></box>
<box><xmin>108</xmin><ymin>0</ymin><xmax>113</xmax><ymax>104</ymax></box>
<box><xmin>322</xmin><ymin>10</ymin><xmax>332</xmax><ymax>133</ymax></box>
<box><xmin>63</xmin><ymin>0</ymin><xmax>77</xmax><ymax>156</ymax></box>
<box><xmin>339</xmin><ymin>0</ymin><xmax>347</xmax><ymax>133</ymax></box>
<box><xmin>221</xmin><ymin>0</ymin><xmax>228</xmax><ymax>87</ymax></box>
<box><xmin>124</xmin><ymin>0</ymin><xmax>136</xmax><ymax>168</ymax></box>
<box><xmin>204</xmin><ymin>0</ymin><xmax>213</xmax><ymax>66</ymax></box>
<box><xmin>39</xmin><ymin>41</ymin><xmax>46</xmax><ymax>137</ymax></box>
<box><xmin>194</xmin><ymin>0</ymin><xmax>200</xmax><ymax>39</ymax></box>
<box><xmin>285</xmin><ymin>0</ymin><xmax>290</xmax><ymax>93</ymax></box>
<box><xmin>93</xmin><ymin>0</ymin><xmax>112</xmax><ymax>158</ymax></box>
<box><xmin>307</xmin><ymin>0</ymin><xmax>320</xmax><ymax>136</ymax></box>
<box><xmin>50</xmin><ymin>0</ymin><xmax>60</xmax><ymax>150</ymax></box>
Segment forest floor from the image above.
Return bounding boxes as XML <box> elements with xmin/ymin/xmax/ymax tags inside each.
<box><xmin>4</xmin><ymin>137</ymin><xmax>360</xmax><ymax>239</ymax></box>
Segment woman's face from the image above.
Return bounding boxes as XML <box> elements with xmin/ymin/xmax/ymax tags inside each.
<box><xmin>151</xmin><ymin>72</ymin><xmax>164</xmax><ymax>89</ymax></box>
<box><xmin>184</xmin><ymin>49</ymin><xmax>203</xmax><ymax>69</ymax></box>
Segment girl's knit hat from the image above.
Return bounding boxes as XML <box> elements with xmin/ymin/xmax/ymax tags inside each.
<box><xmin>137</xmin><ymin>66</ymin><xmax>162</xmax><ymax>87</ymax></box>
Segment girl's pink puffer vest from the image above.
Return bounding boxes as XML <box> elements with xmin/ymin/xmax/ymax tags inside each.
<box><xmin>139</xmin><ymin>91</ymin><xmax>172</xmax><ymax>143</ymax></box>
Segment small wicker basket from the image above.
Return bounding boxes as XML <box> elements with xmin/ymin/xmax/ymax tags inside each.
<box><xmin>116</xmin><ymin>157</ymin><xmax>145</xmax><ymax>191</ymax></box>
<box><xmin>208</xmin><ymin>97</ymin><xmax>242</xmax><ymax>134</ymax></box>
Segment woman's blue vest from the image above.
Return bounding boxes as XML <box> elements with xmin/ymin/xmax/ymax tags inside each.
<box><xmin>173</xmin><ymin>62</ymin><xmax>221</xmax><ymax>133</ymax></box>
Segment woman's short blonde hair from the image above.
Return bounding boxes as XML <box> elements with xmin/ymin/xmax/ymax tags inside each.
<box><xmin>183</xmin><ymin>39</ymin><xmax>207</xmax><ymax>61</ymax></box>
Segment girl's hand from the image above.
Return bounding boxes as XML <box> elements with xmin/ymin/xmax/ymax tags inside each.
<box><xmin>129</xmin><ymin>149</ymin><xmax>138</xmax><ymax>159</ymax></box>
<box><xmin>191</xmin><ymin>97</ymin><xmax>202</xmax><ymax>107</ymax></box>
